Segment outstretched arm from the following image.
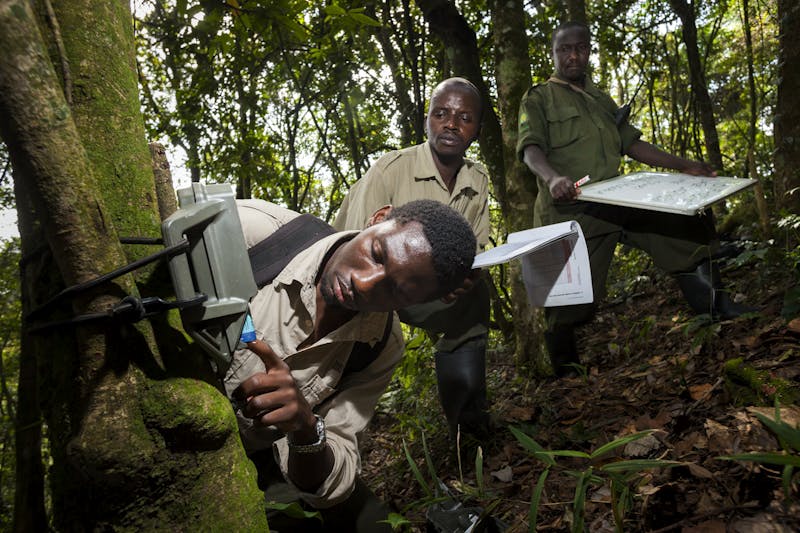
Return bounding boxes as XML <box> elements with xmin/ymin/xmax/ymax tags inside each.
<box><xmin>522</xmin><ymin>144</ymin><xmax>579</xmax><ymax>201</ymax></box>
<box><xmin>625</xmin><ymin>140</ymin><xmax>717</xmax><ymax>176</ymax></box>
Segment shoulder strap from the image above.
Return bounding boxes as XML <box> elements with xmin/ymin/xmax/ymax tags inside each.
<box><xmin>248</xmin><ymin>213</ymin><xmax>336</xmax><ymax>288</ymax></box>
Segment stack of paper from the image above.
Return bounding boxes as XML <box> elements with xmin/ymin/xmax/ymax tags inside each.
<box><xmin>473</xmin><ymin>221</ymin><xmax>593</xmax><ymax>308</ymax></box>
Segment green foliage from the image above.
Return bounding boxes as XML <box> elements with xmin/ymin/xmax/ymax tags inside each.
<box><xmin>265</xmin><ymin>500</ymin><xmax>321</xmax><ymax>522</ymax></box>
<box><xmin>719</xmin><ymin>406</ymin><xmax>800</xmax><ymax>502</ymax></box>
<box><xmin>378</xmin><ymin>327</ymin><xmax>441</xmax><ymax>439</ymax></box>
<box><xmin>605</xmin><ymin>246</ymin><xmax>654</xmax><ymax>303</ymax></box>
<box><xmin>723</xmin><ymin>357</ymin><xmax>798</xmax><ymax>405</ymax></box>
<box><xmin>0</xmin><ymin>239</ymin><xmax>20</xmax><ymax>529</ymax></box>
<box><xmin>510</xmin><ymin>426</ymin><xmax>681</xmax><ymax>533</ymax></box>
<box><xmin>681</xmin><ymin>314</ymin><xmax>723</xmax><ymax>351</ymax></box>
<box><xmin>381</xmin><ymin>512</ymin><xmax>412</xmax><ymax>531</ymax></box>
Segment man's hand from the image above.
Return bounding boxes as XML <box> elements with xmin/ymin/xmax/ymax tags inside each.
<box><xmin>232</xmin><ymin>341</ymin><xmax>316</xmax><ymax>437</ymax></box>
<box><xmin>440</xmin><ymin>268</ymin><xmax>481</xmax><ymax>303</ymax></box>
<box><xmin>681</xmin><ymin>160</ymin><xmax>717</xmax><ymax>177</ymax></box>
<box><xmin>548</xmin><ymin>175</ymin><xmax>579</xmax><ymax>202</ymax></box>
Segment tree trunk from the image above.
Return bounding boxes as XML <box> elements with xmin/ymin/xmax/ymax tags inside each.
<box><xmin>491</xmin><ymin>0</ymin><xmax>548</xmax><ymax>370</ymax></box>
<box><xmin>668</xmin><ymin>0</ymin><xmax>723</xmax><ymax>171</ymax></box>
<box><xmin>774</xmin><ymin>0</ymin><xmax>800</xmax><ymax>212</ymax></box>
<box><xmin>0</xmin><ymin>0</ymin><xmax>265</xmax><ymax>528</ymax></box>
<box><xmin>417</xmin><ymin>0</ymin><xmax>507</xmax><ymax>210</ymax></box>
<box><xmin>566</xmin><ymin>0</ymin><xmax>587</xmax><ymax>24</ymax></box>
<box><xmin>741</xmin><ymin>0</ymin><xmax>770</xmax><ymax>238</ymax></box>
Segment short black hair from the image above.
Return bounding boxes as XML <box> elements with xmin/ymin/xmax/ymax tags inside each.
<box><xmin>386</xmin><ymin>199</ymin><xmax>476</xmax><ymax>297</ymax></box>
<box><xmin>552</xmin><ymin>21</ymin><xmax>591</xmax><ymax>47</ymax></box>
<box><xmin>430</xmin><ymin>77</ymin><xmax>484</xmax><ymax>123</ymax></box>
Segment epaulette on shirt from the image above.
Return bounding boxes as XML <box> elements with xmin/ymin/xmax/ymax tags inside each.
<box><xmin>373</xmin><ymin>149</ymin><xmax>406</xmax><ymax>173</ymax></box>
<box><xmin>523</xmin><ymin>82</ymin><xmax>546</xmax><ymax>97</ymax></box>
<box><xmin>466</xmin><ymin>158</ymin><xmax>489</xmax><ymax>178</ymax></box>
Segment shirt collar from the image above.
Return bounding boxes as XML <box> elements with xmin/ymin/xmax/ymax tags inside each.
<box><xmin>412</xmin><ymin>142</ymin><xmax>484</xmax><ymax>196</ymax></box>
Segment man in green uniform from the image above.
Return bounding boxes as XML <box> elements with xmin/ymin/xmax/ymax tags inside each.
<box><xmin>334</xmin><ymin>77</ymin><xmax>491</xmax><ymax>438</ymax></box>
<box><xmin>517</xmin><ymin>21</ymin><xmax>754</xmax><ymax>376</ymax></box>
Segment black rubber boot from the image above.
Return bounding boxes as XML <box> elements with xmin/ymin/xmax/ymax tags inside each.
<box><xmin>434</xmin><ymin>335</ymin><xmax>490</xmax><ymax>439</ymax></box>
<box><xmin>544</xmin><ymin>326</ymin><xmax>580</xmax><ymax>378</ymax></box>
<box><xmin>675</xmin><ymin>261</ymin><xmax>757</xmax><ymax>319</ymax></box>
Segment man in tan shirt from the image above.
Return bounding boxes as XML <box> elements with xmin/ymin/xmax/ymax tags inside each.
<box><xmin>334</xmin><ymin>77</ymin><xmax>492</xmax><ymax>440</ymax></box>
<box><xmin>226</xmin><ymin>198</ymin><xmax>477</xmax><ymax>531</ymax></box>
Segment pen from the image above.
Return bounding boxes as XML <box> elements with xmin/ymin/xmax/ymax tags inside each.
<box><xmin>574</xmin><ymin>175</ymin><xmax>591</xmax><ymax>189</ymax></box>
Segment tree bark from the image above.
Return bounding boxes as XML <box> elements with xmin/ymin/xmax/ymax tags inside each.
<box><xmin>491</xmin><ymin>0</ymin><xmax>548</xmax><ymax>370</ymax></box>
<box><xmin>1</xmin><ymin>0</ymin><xmax>265</xmax><ymax>528</ymax></box>
<box><xmin>667</xmin><ymin>0</ymin><xmax>723</xmax><ymax>171</ymax></box>
<box><xmin>774</xmin><ymin>0</ymin><xmax>800</xmax><ymax>212</ymax></box>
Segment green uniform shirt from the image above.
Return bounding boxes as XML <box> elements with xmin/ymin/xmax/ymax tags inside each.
<box><xmin>516</xmin><ymin>74</ymin><xmax>642</xmax><ymax>207</ymax></box>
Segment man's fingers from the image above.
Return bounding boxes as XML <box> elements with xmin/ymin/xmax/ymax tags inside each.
<box><xmin>247</xmin><ymin>339</ymin><xmax>286</xmax><ymax>371</ymax></box>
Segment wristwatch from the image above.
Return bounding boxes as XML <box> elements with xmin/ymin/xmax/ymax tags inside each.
<box><xmin>287</xmin><ymin>414</ymin><xmax>327</xmax><ymax>454</ymax></box>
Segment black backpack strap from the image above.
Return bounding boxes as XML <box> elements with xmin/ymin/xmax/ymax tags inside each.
<box><xmin>344</xmin><ymin>313</ymin><xmax>395</xmax><ymax>374</ymax></box>
<box><xmin>248</xmin><ymin>214</ymin><xmax>336</xmax><ymax>288</ymax></box>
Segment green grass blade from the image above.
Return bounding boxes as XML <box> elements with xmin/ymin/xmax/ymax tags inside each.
<box><xmin>510</xmin><ymin>425</ymin><xmax>557</xmax><ymax>466</ymax></box>
<box><xmin>720</xmin><ymin>452</ymin><xmax>800</xmax><ymax>467</ymax></box>
<box><xmin>754</xmin><ymin>412</ymin><xmax>800</xmax><ymax>451</ymax></box>
<box><xmin>591</xmin><ymin>430</ymin><xmax>655</xmax><ymax>459</ymax></box>
<box><xmin>402</xmin><ymin>438</ymin><xmax>433</xmax><ymax>498</ymax></box>
<box><xmin>599</xmin><ymin>459</ymin><xmax>681</xmax><ymax>473</ymax></box>
<box><xmin>528</xmin><ymin>467</ymin><xmax>550</xmax><ymax>533</ymax></box>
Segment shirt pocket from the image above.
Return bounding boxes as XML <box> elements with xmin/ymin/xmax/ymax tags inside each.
<box><xmin>545</xmin><ymin>105</ymin><xmax>582</xmax><ymax>149</ymax></box>
<box><xmin>300</xmin><ymin>374</ymin><xmax>338</xmax><ymax>408</ymax></box>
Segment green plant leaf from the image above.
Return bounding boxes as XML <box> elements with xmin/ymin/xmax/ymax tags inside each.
<box><xmin>549</xmin><ymin>449</ymin><xmax>592</xmax><ymax>459</ymax></box>
<box><xmin>324</xmin><ymin>4</ymin><xmax>347</xmax><ymax>16</ymax></box>
<box><xmin>403</xmin><ymin>438</ymin><xmax>433</xmax><ymax>498</ymax></box>
<box><xmin>599</xmin><ymin>459</ymin><xmax>681</xmax><ymax>473</ymax></box>
<box><xmin>510</xmin><ymin>426</ymin><xmax>557</xmax><ymax>466</ymax></box>
<box><xmin>571</xmin><ymin>468</ymin><xmax>593</xmax><ymax>533</ymax></box>
<box><xmin>528</xmin><ymin>468</ymin><xmax>550</xmax><ymax>532</ymax></box>
<box><xmin>350</xmin><ymin>12</ymin><xmax>381</xmax><ymax>27</ymax></box>
<box><xmin>591</xmin><ymin>430</ymin><xmax>655</xmax><ymax>459</ymax></box>
<box><xmin>754</xmin><ymin>412</ymin><xmax>800</xmax><ymax>451</ymax></box>
<box><xmin>380</xmin><ymin>512</ymin><xmax>412</xmax><ymax>530</ymax></box>
<box><xmin>720</xmin><ymin>452</ymin><xmax>800</xmax><ymax>467</ymax></box>
<box><xmin>265</xmin><ymin>500</ymin><xmax>321</xmax><ymax>521</ymax></box>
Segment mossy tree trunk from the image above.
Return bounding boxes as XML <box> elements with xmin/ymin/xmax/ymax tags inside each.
<box><xmin>0</xmin><ymin>0</ymin><xmax>265</xmax><ymax>529</ymax></box>
<box><xmin>491</xmin><ymin>0</ymin><xmax>548</xmax><ymax>373</ymax></box>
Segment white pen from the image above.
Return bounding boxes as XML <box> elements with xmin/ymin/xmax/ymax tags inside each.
<box><xmin>574</xmin><ymin>175</ymin><xmax>591</xmax><ymax>189</ymax></box>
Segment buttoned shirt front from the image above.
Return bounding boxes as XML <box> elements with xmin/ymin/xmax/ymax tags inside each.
<box><xmin>332</xmin><ymin>142</ymin><xmax>490</xmax><ymax>249</ymax></box>
<box><xmin>225</xmin><ymin>199</ymin><xmax>403</xmax><ymax>508</ymax></box>
<box><xmin>516</xmin><ymin>75</ymin><xmax>642</xmax><ymax>205</ymax></box>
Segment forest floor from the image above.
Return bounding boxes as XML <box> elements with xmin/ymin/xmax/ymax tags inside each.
<box><xmin>361</xmin><ymin>243</ymin><xmax>800</xmax><ymax>532</ymax></box>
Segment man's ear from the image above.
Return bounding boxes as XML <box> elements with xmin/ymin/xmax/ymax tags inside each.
<box><xmin>366</xmin><ymin>205</ymin><xmax>393</xmax><ymax>227</ymax></box>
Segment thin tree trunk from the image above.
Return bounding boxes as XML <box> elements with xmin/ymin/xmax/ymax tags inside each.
<box><xmin>774</xmin><ymin>0</ymin><xmax>800</xmax><ymax>212</ymax></box>
<box><xmin>668</xmin><ymin>0</ymin><xmax>723</xmax><ymax>171</ymax></box>
<box><xmin>492</xmin><ymin>0</ymin><xmax>547</xmax><ymax>370</ymax></box>
<box><xmin>742</xmin><ymin>0</ymin><xmax>770</xmax><ymax>238</ymax></box>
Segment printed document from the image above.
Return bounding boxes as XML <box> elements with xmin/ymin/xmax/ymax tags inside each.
<box><xmin>473</xmin><ymin>221</ymin><xmax>593</xmax><ymax>307</ymax></box>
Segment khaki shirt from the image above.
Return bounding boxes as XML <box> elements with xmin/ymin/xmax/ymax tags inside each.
<box><xmin>333</xmin><ymin>142</ymin><xmax>490</xmax><ymax>249</ymax></box>
<box><xmin>516</xmin><ymin>74</ymin><xmax>642</xmax><ymax>207</ymax></box>
<box><xmin>225</xmin><ymin>199</ymin><xmax>404</xmax><ymax>508</ymax></box>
